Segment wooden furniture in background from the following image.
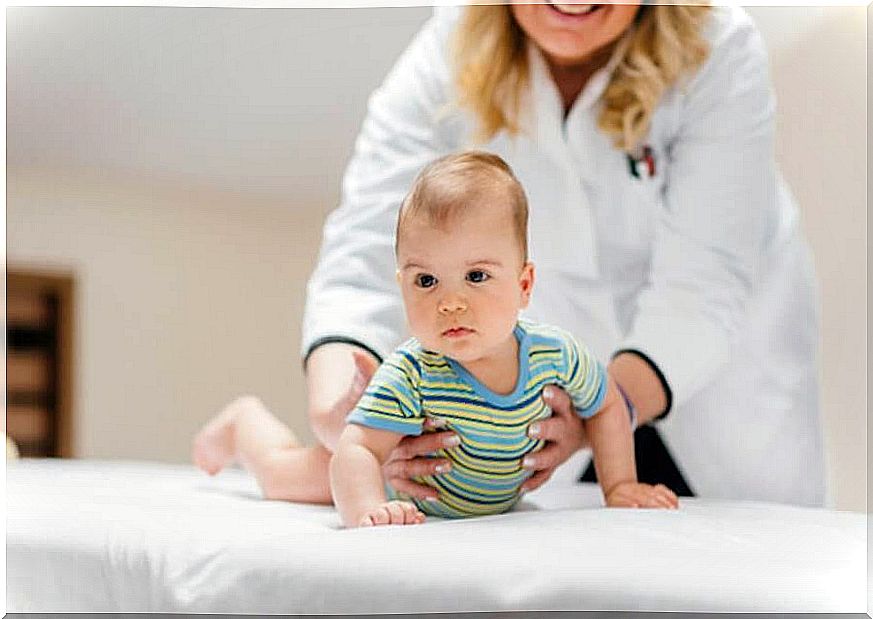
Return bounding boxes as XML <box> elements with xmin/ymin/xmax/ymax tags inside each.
<box><xmin>7</xmin><ymin>270</ymin><xmax>75</xmax><ymax>457</ymax></box>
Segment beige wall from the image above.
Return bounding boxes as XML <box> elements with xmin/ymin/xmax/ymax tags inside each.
<box><xmin>7</xmin><ymin>168</ymin><xmax>323</xmax><ymax>461</ymax></box>
<box><xmin>6</xmin><ymin>6</ymin><xmax>867</xmax><ymax>511</ymax></box>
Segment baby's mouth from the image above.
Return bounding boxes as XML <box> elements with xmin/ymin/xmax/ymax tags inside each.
<box><xmin>442</xmin><ymin>327</ymin><xmax>474</xmax><ymax>338</ymax></box>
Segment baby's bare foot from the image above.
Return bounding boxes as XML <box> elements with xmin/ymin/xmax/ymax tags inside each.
<box><xmin>192</xmin><ymin>403</ymin><xmax>239</xmax><ymax>475</ymax></box>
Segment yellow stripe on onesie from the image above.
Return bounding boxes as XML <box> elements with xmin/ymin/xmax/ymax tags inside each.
<box><xmin>346</xmin><ymin>319</ymin><xmax>607</xmax><ymax>519</ymax></box>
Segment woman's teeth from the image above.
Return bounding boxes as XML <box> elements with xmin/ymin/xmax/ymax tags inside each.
<box><xmin>550</xmin><ymin>4</ymin><xmax>600</xmax><ymax>16</ymax></box>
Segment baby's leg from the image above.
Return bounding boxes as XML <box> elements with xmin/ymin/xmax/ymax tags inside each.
<box><xmin>192</xmin><ymin>395</ymin><xmax>333</xmax><ymax>504</ymax></box>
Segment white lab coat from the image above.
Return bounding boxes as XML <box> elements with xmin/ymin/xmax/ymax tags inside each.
<box><xmin>303</xmin><ymin>5</ymin><xmax>826</xmax><ymax>506</ymax></box>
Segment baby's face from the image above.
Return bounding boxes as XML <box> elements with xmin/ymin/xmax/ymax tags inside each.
<box><xmin>396</xmin><ymin>203</ymin><xmax>534</xmax><ymax>365</ymax></box>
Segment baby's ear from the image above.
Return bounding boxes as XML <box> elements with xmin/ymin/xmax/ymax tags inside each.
<box><xmin>519</xmin><ymin>262</ymin><xmax>535</xmax><ymax>307</ymax></box>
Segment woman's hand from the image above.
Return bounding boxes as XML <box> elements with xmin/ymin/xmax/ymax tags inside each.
<box><xmin>382</xmin><ymin>419</ymin><xmax>460</xmax><ymax>502</ymax></box>
<box><xmin>520</xmin><ymin>385</ymin><xmax>589</xmax><ymax>493</ymax></box>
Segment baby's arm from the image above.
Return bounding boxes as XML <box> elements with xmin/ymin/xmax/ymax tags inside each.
<box><xmin>330</xmin><ymin>423</ymin><xmax>425</xmax><ymax>528</ymax></box>
<box><xmin>585</xmin><ymin>375</ymin><xmax>678</xmax><ymax>509</ymax></box>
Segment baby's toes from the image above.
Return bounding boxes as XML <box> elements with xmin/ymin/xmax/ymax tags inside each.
<box><xmin>369</xmin><ymin>507</ymin><xmax>392</xmax><ymax>526</ymax></box>
<box><xmin>384</xmin><ymin>501</ymin><xmax>407</xmax><ymax>524</ymax></box>
<box><xmin>399</xmin><ymin>502</ymin><xmax>424</xmax><ymax>525</ymax></box>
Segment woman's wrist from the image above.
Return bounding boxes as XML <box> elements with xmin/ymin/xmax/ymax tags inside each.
<box><xmin>607</xmin><ymin>351</ymin><xmax>670</xmax><ymax>425</ymax></box>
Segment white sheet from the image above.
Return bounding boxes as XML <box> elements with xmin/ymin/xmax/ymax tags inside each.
<box><xmin>7</xmin><ymin>457</ymin><xmax>866</xmax><ymax>613</ymax></box>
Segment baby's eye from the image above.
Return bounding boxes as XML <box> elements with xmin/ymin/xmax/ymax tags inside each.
<box><xmin>415</xmin><ymin>273</ymin><xmax>438</xmax><ymax>288</ymax></box>
<box><xmin>466</xmin><ymin>270</ymin><xmax>489</xmax><ymax>283</ymax></box>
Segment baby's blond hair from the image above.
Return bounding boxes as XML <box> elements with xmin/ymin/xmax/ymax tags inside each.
<box><xmin>396</xmin><ymin>151</ymin><xmax>529</xmax><ymax>262</ymax></box>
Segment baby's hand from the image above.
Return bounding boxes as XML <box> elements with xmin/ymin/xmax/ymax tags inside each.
<box><xmin>605</xmin><ymin>482</ymin><xmax>678</xmax><ymax>509</ymax></box>
<box><xmin>358</xmin><ymin>500</ymin><xmax>426</xmax><ymax>527</ymax></box>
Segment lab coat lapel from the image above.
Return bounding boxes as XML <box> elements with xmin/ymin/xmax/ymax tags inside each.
<box><xmin>523</xmin><ymin>44</ymin><xmax>600</xmax><ymax>281</ymax></box>
<box><xmin>482</xmin><ymin>45</ymin><xmax>624</xmax><ymax>359</ymax></box>
<box><xmin>520</xmin><ymin>45</ymin><xmax>623</xmax><ymax>360</ymax></box>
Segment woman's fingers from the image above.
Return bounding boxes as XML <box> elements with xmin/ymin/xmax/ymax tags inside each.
<box><xmin>528</xmin><ymin>415</ymin><xmax>580</xmax><ymax>445</ymax></box>
<box><xmin>530</xmin><ymin>384</ymin><xmax>588</xmax><ymax>449</ymax></box>
<box><xmin>519</xmin><ymin>467</ymin><xmax>554</xmax><ymax>493</ymax></box>
<box><xmin>387</xmin><ymin>477</ymin><xmax>440</xmax><ymax>502</ymax></box>
<box><xmin>527</xmin><ymin>414</ymin><xmax>567</xmax><ymax>443</ymax></box>
<box><xmin>521</xmin><ymin>442</ymin><xmax>564</xmax><ymax>472</ymax></box>
<box><xmin>383</xmin><ymin>456</ymin><xmax>450</xmax><ymax>480</ymax></box>
<box><xmin>541</xmin><ymin>384</ymin><xmax>574</xmax><ymax>418</ymax></box>
<box><xmin>517</xmin><ymin>384</ymin><xmax>589</xmax><ymax>493</ymax></box>
<box><xmin>390</xmin><ymin>431</ymin><xmax>459</xmax><ymax>461</ymax></box>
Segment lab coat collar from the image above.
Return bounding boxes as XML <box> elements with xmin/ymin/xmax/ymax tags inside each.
<box><xmin>526</xmin><ymin>33</ymin><xmax>627</xmax><ymax>126</ymax></box>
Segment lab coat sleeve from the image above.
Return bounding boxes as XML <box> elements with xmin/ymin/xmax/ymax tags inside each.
<box><xmin>301</xmin><ymin>12</ymin><xmax>459</xmax><ymax>361</ymax></box>
<box><xmin>619</xmin><ymin>13</ymin><xmax>777</xmax><ymax>409</ymax></box>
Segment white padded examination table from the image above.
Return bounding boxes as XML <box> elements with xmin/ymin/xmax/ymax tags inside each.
<box><xmin>7</xmin><ymin>455</ymin><xmax>866</xmax><ymax>613</ymax></box>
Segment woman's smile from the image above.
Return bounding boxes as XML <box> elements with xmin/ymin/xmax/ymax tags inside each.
<box><xmin>547</xmin><ymin>2</ymin><xmax>604</xmax><ymax>18</ymax></box>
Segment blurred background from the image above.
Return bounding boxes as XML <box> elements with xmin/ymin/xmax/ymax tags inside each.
<box><xmin>5</xmin><ymin>5</ymin><xmax>866</xmax><ymax>511</ymax></box>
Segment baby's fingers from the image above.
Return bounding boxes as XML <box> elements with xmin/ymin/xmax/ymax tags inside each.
<box><xmin>635</xmin><ymin>485</ymin><xmax>677</xmax><ymax>509</ymax></box>
<box><xmin>654</xmin><ymin>484</ymin><xmax>679</xmax><ymax>509</ymax></box>
<box><xmin>606</xmin><ymin>491</ymin><xmax>639</xmax><ymax>508</ymax></box>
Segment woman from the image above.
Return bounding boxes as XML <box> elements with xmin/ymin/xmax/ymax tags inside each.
<box><xmin>301</xmin><ymin>2</ymin><xmax>826</xmax><ymax>506</ymax></box>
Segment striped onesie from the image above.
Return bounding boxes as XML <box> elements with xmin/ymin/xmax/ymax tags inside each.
<box><xmin>346</xmin><ymin>319</ymin><xmax>607</xmax><ymax>519</ymax></box>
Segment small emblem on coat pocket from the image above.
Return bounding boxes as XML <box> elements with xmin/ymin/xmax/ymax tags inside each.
<box><xmin>627</xmin><ymin>145</ymin><xmax>656</xmax><ymax>179</ymax></box>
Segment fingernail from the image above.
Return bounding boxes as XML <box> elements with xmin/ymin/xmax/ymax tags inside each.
<box><xmin>435</xmin><ymin>463</ymin><xmax>450</xmax><ymax>473</ymax></box>
<box><xmin>443</xmin><ymin>435</ymin><xmax>460</xmax><ymax>447</ymax></box>
<box><xmin>424</xmin><ymin>496</ymin><xmax>440</xmax><ymax>502</ymax></box>
<box><xmin>430</xmin><ymin>418</ymin><xmax>447</xmax><ymax>428</ymax></box>
<box><xmin>528</xmin><ymin>423</ymin><xmax>540</xmax><ymax>438</ymax></box>
<box><xmin>543</xmin><ymin>386</ymin><xmax>554</xmax><ymax>401</ymax></box>
<box><xmin>522</xmin><ymin>456</ymin><xmax>535</xmax><ymax>469</ymax></box>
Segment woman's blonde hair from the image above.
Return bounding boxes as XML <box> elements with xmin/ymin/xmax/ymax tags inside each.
<box><xmin>452</xmin><ymin>4</ymin><xmax>712</xmax><ymax>152</ymax></box>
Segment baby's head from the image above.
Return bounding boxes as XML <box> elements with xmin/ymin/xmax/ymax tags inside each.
<box><xmin>395</xmin><ymin>151</ymin><xmax>535</xmax><ymax>364</ymax></box>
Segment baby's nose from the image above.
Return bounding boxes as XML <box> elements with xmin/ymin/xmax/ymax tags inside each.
<box><xmin>438</xmin><ymin>297</ymin><xmax>467</xmax><ymax>314</ymax></box>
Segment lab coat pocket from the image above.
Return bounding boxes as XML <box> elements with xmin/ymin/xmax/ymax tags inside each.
<box><xmin>621</xmin><ymin>172</ymin><xmax>664</xmax><ymax>247</ymax></box>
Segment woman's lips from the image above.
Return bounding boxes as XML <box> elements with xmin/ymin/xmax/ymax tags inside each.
<box><xmin>546</xmin><ymin>2</ymin><xmax>603</xmax><ymax>18</ymax></box>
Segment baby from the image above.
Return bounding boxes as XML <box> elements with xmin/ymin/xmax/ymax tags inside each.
<box><xmin>194</xmin><ymin>151</ymin><xmax>678</xmax><ymax>527</ymax></box>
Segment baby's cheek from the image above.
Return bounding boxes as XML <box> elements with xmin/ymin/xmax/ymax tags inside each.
<box><xmin>404</xmin><ymin>311</ymin><xmax>433</xmax><ymax>342</ymax></box>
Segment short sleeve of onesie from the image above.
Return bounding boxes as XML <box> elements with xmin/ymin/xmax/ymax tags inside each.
<box><xmin>346</xmin><ymin>347</ymin><xmax>424</xmax><ymax>436</ymax></box>
<box><xmin>557</xmin><ymin>331</ymin><xmax>608</xmax><ymax>419</ymax></box>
